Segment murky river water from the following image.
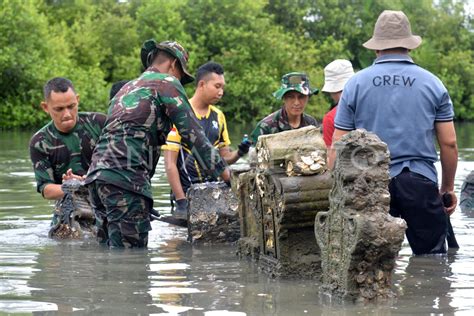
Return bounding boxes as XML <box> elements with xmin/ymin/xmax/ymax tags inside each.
<box><xmin>0</xmin><ymin>123</ymin><xmax>473</xmax><ymax>315</ymax></box>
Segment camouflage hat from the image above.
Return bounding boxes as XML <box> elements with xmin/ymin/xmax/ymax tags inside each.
<box><xmin>140</xmin><ymin>39</ymin><xmax>194</xmax><ymax>85</ymax></box>
<box><xmin>273</xmin><ymin>72</ymin><xmax>319</xmax><ymax>100</ymax></box>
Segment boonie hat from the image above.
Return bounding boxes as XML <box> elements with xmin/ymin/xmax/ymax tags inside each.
<box><xmin>363</xmin><ymin>10</ymin><xmax>422</xmax><ymax>50</ymax></box>
<box><xmin>322</xmin><ymin>59</ymin><xmax>354</xmax><ymax>93</ymax></box>
<box><xmin>140</xmin><ymin>39</ymin><xmax>195</xmax><ymax>85</ymax></box>
<box><xmin>273</xmin><ymin>72</ymin><xmax>319</xmax><ymax>100</ymax></box>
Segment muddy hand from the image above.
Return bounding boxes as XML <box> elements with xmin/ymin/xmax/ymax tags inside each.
<box><xmin>220</xmin><ymin>168</ymin><xmax>232</xmax><ymax>186</ymax></box>
<box><xmin>62</xmin><ymin>169</ymin><xmax>86</xmax><ymax>182</ymax></box>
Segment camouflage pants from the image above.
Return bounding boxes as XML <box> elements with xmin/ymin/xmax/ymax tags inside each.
<box><xmin>87</xmin><ymin>181</ymin><xmax>152</xmax><ymax>248</ymax></box>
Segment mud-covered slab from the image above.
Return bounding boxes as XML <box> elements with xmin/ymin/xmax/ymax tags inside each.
<box><xmin>187</xmin><ymin>181</ymin><xmax>240</xmax><ymax>243</ymax></box>
<box><xmin>49</xmin><ymin>179</ymin><xmax>96</xmax><ymax>240</ymax></box>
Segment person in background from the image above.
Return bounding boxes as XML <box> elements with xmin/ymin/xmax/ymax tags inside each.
<box><xmin>321</xmin><ymin>59</ymin><xmax>354</xmax><ymax>148</ymax></box>
<box><xmin>328</xmin><ymin>10</ymin><xmax>458</xmax><ymax>255</ymax></box>
<box><xmin>84</xmin><ymin>40</ymin><xmax>231</xmax><ymax>248</ymax></box>
<box><xmin>163</xmin><ymin>61</ymin><xmax>250</xmax><ymax>219</ymax></box>
<box><xmin>109</xmin><ymin>80</ymin><xmax>129</xmax><ymax>101</ymax></box>
<box><xmin>249</xmin><ymin>72</ymin><xmax>319</xmax><ymax>144</ymax></box>
<box><xmin>29</xmin><ymin>77</ymin><xmax>106</xmax><ymax>226</ymax></box>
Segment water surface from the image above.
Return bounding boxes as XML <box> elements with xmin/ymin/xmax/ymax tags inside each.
<box><xmin>0</xmin><ymin>123</ymin><xmax>473</xmax><ymax>315</ymax></box>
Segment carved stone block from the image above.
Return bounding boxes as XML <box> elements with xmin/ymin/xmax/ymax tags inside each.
<box><xmin>315</xmin><ymin>129</ymin><xmax>406</xmax><ymax>301</ymax></box>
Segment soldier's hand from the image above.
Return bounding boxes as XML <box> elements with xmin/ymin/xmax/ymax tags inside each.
<box><xmin>62</xmin><ymin>169</ymin><xmax>86</xmax><ymax>182</ymax></box>
<box><xmin>173</xmin><ymin>199</ymin><xmax>188</xmax><ymax>220</ymax></box>
<box><xmin>220</xmin><ymin>168</ymin><xmax>231</xmax><ymax>185</ymax></box>
<box><xmin>237</xmin><ymin>140</ymin><xmax>252</xmax><ymax>157</ymax></box>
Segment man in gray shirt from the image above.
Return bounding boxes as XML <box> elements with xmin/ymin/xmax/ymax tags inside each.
<box><xmin>328</xmin><ymin>10</ymin><xmax>458</xmax><ymax>255</ymax></box>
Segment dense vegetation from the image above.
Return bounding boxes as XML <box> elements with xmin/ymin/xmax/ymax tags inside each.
<box><xmin>0</xmin><ymin>0</ymin><xmax>472</xmax><ymax>128</ymax></box>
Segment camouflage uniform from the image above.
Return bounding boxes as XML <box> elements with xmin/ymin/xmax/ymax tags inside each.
<box><xmin>85</xmin><ymin>65</ymin><xmax>227</xmax><ymax>248</ymax></box>
<box><xmin>250</xmin><ymin>107</ymin><xmax>319</xmax><ymax>144</ymax></box>
<box><xmin>29</xmin><ymin>112</ymin><xmax>106</xmax><ymax>224</ymax></box>
<box><xmin>162</xmin><ymin>105</ymin><xmax>231</xmax><ymax>194</ymax></box>
<box><xmin>250</xmin><ymin>72</ymin><xmax>319</xmax><ymax>144</ymax></box>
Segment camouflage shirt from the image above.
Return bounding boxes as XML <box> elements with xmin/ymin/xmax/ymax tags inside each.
<box><xmin>29</xmin><ymin>112</ymin><xmax>106</xmax><ymax>195</ymax></box>
<box><xmin>85</xmin><ymin>66</ymin><xmax>227</xmax><ymax>199</ymax></box>
<box><xmin>249</xmin><ymin>107</ymin><xmax>319</xmax><ymax>143</ymax></box>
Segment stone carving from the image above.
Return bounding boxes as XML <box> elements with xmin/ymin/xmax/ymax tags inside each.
<box><xmin>237</xmin><ymin>126</ymin><xmax>332</xmax><ymax>278</ymax></box>
<box><xmin>235</xmin><ymin>169</ymin><xmax>261</xmax><ymax>260</ymax></box>
<box><xmin>49</xmin><ymin>179</ymin><xmax>96</xmax><ymax>239</ymax></box>
<box><xmin>258</xmin><ymin>172</ymin><xmax>332</xmax><ymax>278</ymax></box>
<box><xmin>315</xmin><ymin>129</ymin><xmax>406</xmax><ymax>301</ymax></box>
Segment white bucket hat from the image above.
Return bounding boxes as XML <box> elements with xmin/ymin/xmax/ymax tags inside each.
<box><xmin>363</xmin><ymin>10</ymin><xmax>422</xmax><ymax>50</ymax></box>
<box><xmin>322</xmin><ymin>59</ymin><xmax>354</xmax><ymax>93</ymax></box>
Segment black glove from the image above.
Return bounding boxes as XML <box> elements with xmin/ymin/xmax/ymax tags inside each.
<box><xmin>237</xmin><ymin>140</ymin><xmax>252</xmax><ymax>157</ymax></box>
<box><xmin>173</xmin><ymin>198</ymin><xmax>189</xmax><ymax>220</ymax></box>
<box><xmin>149</xmin><ymin>208</ymin><xmax>160</xmax><ymax>221</ymax></box>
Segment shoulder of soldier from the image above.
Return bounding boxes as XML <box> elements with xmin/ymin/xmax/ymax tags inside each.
<box><xmin>78</xmin><ymin>112</ymin><xmax>107</xmax><ymax>127</ymax></box>
<box><xmin>261</xmin><ymin>109</ymin><xmax>281</xmax><ymax>125</ymax></box>
<box><xmin>136</xmin><ymin>71</ymin><xmax>186</xmax><ymax>99</ymax></box>
<box><xmin>30</xmin><ymin>121</ymin><xmax>54</xmax><ymax>143</ymax></box>
<box><xmin>139</xmin><ymin>71</ymin><xmax>182</xmax><ymax>88</ymax></box>
<box><xmin>29</xmin><ymin>122</ymin><xmax>55</xmax><ymax>150</ymax></box>
<box><xmin>303</xmin><ymin>113</ymin><xmax>319</xmax><ymax>126</ymax></box>
<box><xmin>252</xmin><ymin>110</ymin><xmax>278</xmax><ymax>133</ymax></box>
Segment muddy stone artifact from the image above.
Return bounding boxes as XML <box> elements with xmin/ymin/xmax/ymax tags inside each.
<box><xmin>238</xmin><ymin>126</ymin><xmax>332</xmax><ymax>278</ymax></box>
<box><xmin>49</xmin><ymin>179</ymin><xmax>96</xmax><ymax>239</ymax></box>
<box><xmin>187</xmin><ymin>181</ymin><xmax>240</xmax><ymax>243</ymax></box>
<box><xmin>235</xmin><ymin>169</ymin><xmax>261</xmax><ymax>260</ymax></box>
<box><xmin>257</xmin><ymin>172</ymin><xmax>332</xmax><ymax>278</ymax></box>
<box><xmin>314</xmin><ymin>129</ymin><xmax>406</xmax><ymax>301</ymax></box>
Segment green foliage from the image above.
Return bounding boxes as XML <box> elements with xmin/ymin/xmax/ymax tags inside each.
<box><xmin>268</xmin><ymin>0</ymin><xmax>474</xmax><ymax>121</ymax></box>
<box><xmin>180</xmin><ymin>0</ymin><xmax>322</xmax><ymax>122</ymax></box>
<box><xmin>0</xmin><ymin>0</ymin><xmax>472</xmax><ymax>129</ymax></box>
<box><xmin>0</xmin><ymin>0</ymin><xmax>69</xmax><ymax>127</ymax></box>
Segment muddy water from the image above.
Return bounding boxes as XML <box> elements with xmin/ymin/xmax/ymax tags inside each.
<box><xmin>0</xmin><ymin>124</ymin><xmax>473</xmax><ymax>315</ymax></box>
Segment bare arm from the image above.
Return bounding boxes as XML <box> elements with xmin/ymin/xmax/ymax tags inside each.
<box><xmin>219</xmin><ymin>146</ymin><xmax>240</xmax><ymax>165</ymax></box>
<box><xmin>435</xmin><ymin>121</ymin><xmax>458</xmax><ymax>214</ymax></box>
<box><xmin>42</xmin><ymin>184</ymin><xmax>64</xmax><ymax>200</ymax></box>
<box><xmin>42</xmin><ymin>169</ymin><xmax>85</xmax><ymax>200</ymax></box>
<box><xmin>163</xmin><ymin>149</ymin><xmax>186</xmax><ymax>200</ymax></box>
<box><xmin>327</xmin><ymin>128</ymin><xmax>351</xmax><ymax>170</ymax></box>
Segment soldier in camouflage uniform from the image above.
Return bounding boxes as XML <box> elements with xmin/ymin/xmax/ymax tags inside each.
<box><xmin>249</xmin><ymin>72</ymin><xmax>319</xmax><ymax>144</ymax></box>
<box><xmin>29</xmin><ymin>77</ymin><xmax>106</xmax><ymax>226</ymax></box>
<box><xmin>85</xmin><ymin>39</ymin><xmax>231</xmax><ymax>248</ymax></box>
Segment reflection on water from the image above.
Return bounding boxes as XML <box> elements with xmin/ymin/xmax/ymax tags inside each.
<box><xmin>0</xmin><ymin>125</ymin><xmax>473</xmax><ymax>315</ymax></box>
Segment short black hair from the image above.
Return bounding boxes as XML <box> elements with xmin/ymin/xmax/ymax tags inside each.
<box><xmin>109</xmin><ymin>80</ymin><xmax>129</xmax><ymax>100</ymax></box>
<box><xmin>43</xmin><ymin>77</ymin><xmax>76</xmax><ymax>100</ymax></box>
<box><xmin>195</xmin><ymin>61</ymin><xmax>224</xmax><ymax>85</ymax></box>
